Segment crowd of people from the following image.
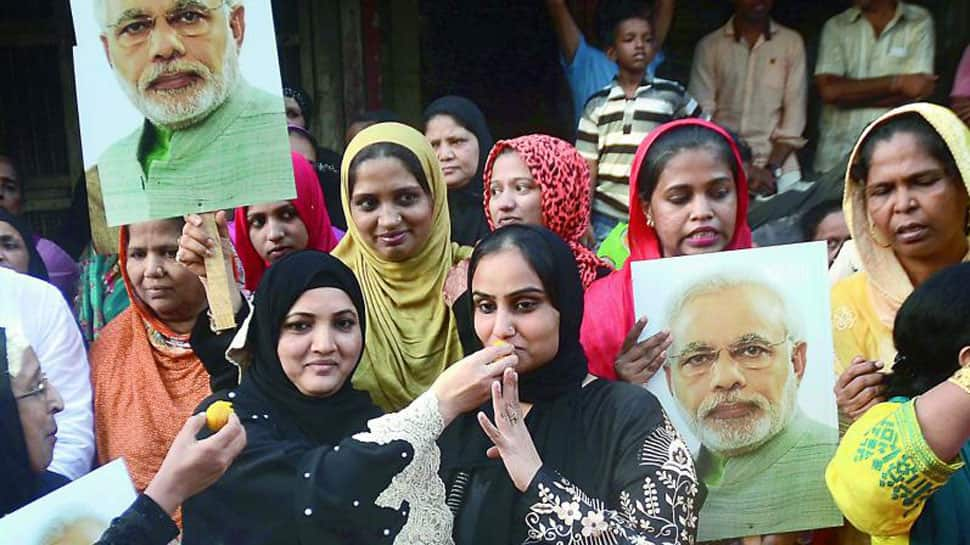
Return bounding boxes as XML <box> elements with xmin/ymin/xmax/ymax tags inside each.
<box><xmin>1</xmin><ymin>0</ymin><xmax>970</xmax><ymax>544</ymax></box>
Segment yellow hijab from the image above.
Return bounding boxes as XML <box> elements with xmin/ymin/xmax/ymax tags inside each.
<box><xmin>844</xmin><ymin>103</ymin><xmax>970</xmax><ymax>328</ymax></box>
<box><xmin>333</xmin><ymin>122</ymin><xmax>473</xmax><ymax>411</ymax></box>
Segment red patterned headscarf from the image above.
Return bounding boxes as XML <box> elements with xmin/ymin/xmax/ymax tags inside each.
<box><xmin>483</xmin><ymin>134</ymin><xmax>611</xmax><ymax>288</ymax></box>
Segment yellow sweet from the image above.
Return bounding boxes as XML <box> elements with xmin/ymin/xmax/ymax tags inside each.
<box><xmin>491</xmin><ymin>340</ymin><xmax>509</xmax><ymax>347</ymax></box>
<box><xmin>206</xmin><ymin>400</ymin><xmax>234</xmax><ymax>432</ymax></box>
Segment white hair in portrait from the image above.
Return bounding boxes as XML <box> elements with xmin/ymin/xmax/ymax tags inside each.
<box><xmin>664</xmin><ymin>270</ymin><xmax>805</xmax><ymax>457</ymax></box>
<box><xmin>663</xmin><ymin>271</ymin><xmax>804</xmax><ymax>345</ymax></box>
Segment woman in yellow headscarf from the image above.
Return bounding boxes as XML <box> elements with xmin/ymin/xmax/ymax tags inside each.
<box><xmin>829</xmin><ymin>103</ymin><xmax>970</xmax><ymax>544</ymax></box>
<box><xmin>334</xmin><ymin>122</ymin><xmax>475</xmax><ymax>411</ymax></box>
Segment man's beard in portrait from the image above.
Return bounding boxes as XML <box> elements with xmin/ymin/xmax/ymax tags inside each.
<box><xmin>677</xmin><ymin>364</ymin><xmax>799</xmax><ymax>457</ymax></box>
<box><xmin>115</xmin><ymin>30</ymin><xmax>240</xmax><ymax>130</ymax></box>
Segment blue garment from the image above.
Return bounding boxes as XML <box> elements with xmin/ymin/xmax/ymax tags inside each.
<box><xmin>560</xmin><ymin>35</ymin><xmax>664</xmax><ymax>126</ymax></box>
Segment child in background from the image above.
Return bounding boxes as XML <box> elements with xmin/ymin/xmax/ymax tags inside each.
<box><xmin>576</xmin><ymin>0</ymin><xmax>702</xmax><ymax>244</ymax></box>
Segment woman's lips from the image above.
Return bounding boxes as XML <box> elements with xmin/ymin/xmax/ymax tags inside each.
<box><xmin>144</xmin><ymin>286</ymin><xmax>174</xmax><ymax>298</ymax></box>
<box><xmin>496</xmin><ymin>216</ymin><xmax>522</xmax><ymax>227</ymax></box>
<box><xmin>306</xmin><ymin>361</ymin><xmax>338</xmax><ymax>375</ymax></box>
<box><xmin>267</xmin><ymin>246</ymin><xmax>293</xmax><ymax>261</ymax></box>
<box><xmin>894</xmin><ymin>223</ymin><xmax>928</xmax><ymax>244</ymax></box>
<box><xmin>378</xmin><ymin>231</ymin><xmax>408</xmax><ymax>247</ymax></box>
<box><xmin>683</xmin><ymin>227</ymin><xmax>722</xmax><ymax>248</ymax></box>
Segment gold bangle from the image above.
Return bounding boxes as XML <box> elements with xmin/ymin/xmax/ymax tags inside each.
<box><xmin>947</xmin><ymin>367</ymin><xmax>970</xmax><ymax>396</ymax></box>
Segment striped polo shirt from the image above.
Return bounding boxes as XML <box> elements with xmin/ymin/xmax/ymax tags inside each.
<box><xmin>577</xmin><ymin>77</ymin><xmax>702</xmax><ymax>220</ymax></box>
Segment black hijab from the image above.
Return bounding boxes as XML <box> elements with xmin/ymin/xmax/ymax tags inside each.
<box><xmin>240</xmin><ymin>250</ymin><xmax>381</xmax><ymax>445</ymax></box>
<box><xmin>283</xmin><ymin>85</ymin><xmax>314</xmax><ymax>130</ymax></box>
<box><xmin>0</xmin><ymin>327</ymin><xmax>37</xmax><ymax>516</ymax></box>
<box><xmin>438</xmin><ymin>225</ymin><xmax>589</xmax><ymax>539</ymax></box>
<box><xmin>423</xmin><ymin>96</ymin><xmax>493</xmax><ymax>246</ymax></box>
<box><xmin>467</xmin><ymin>224</ymin><xmax>588</xmax><ymax>403</ymax></box>
<box><xmin>0</xmin><ymin>209</ymin><xmax>48</xmax><ymax>282</ymax></box>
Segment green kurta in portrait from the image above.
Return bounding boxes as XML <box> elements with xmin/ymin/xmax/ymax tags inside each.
<box><xmin>695</xmin><ymin>409</ymin><xmax>842</xmax><ymax>541</ymax></box>
<box><xmin>94</xmin><ymin>80</ymin><xmax>294</xmax><ymax>227</ymax></box>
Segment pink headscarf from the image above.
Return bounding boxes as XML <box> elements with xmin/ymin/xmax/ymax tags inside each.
<box><xmin>482</xmin><ymin>134</ymin><xmax>611</xmax><ymax>289</ymax></box>
<box><xmin>581</xmin><ymin>119</ymin><xmax>753</xmax><ymax>379</ymax></box>
<box><xmin>234</xmin><ymin>152</ymin><xmax>339</xmax><ymax>291</ymax></box>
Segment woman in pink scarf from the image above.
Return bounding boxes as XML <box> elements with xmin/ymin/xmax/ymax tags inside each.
<box><xmin>581</xmin><ymin>119</ymin><xmax>753</xmax><ymax>381</ymax></box>
<box><xmin>233</xmin><ymin>152</ymin><xmax>342</xmax><ymax>291</ymax></box>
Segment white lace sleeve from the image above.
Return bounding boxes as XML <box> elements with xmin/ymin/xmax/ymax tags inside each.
<box><xmin>353</xmin><ymin>390</ymin><xmax>455</xmax><ymax>545</ymax></box>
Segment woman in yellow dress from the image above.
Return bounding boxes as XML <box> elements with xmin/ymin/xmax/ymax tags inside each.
<box><xmin>829</xmin><ymin>102</ymin><xmax>969</xmax><ymax>545</ymax></box>
<box><xmin>831</xmin><ymin>103</ymin><xmax>970</xmax><ymax>425</ymax></box>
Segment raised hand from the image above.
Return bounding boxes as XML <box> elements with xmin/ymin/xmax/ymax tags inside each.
<box><xmin>431</xmin><ymin>344</ymin><xmax>519</xmax><ymax>426</ymax></box>
<box><xmin>477</xmin><ymin>368</ymin><xmax>543</xmax><ymax>492</ymax></box>
<box><xmin>177</xmin><ymin>211</ymin><xmax>233</xmax><ymax>281</ymax></box>
<box><xmin>144</xmin><ymin>411</ymin><xmax>247</xmax><ymax>516</ymax></box>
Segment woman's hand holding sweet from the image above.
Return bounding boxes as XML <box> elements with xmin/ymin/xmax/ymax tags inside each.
<box><xmin>431</xmin><ymin>343</ymin><xmax>518</xmax><ymax>426</ymax></box>
<box><xmin>144</xmin><ymin>411</ymin><xmax>246</xmax><ymax>516</ymax></box>
<box><xmin>477</xmin><ymin>368</ymin><xmax>543</xmax><ymax>492</ymax></box>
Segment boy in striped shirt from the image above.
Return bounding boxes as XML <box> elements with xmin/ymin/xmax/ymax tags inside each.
<box><xmin>576</xmin><ymin>1</ymin><xmax>702</xmax><ymax>243</ymax></box>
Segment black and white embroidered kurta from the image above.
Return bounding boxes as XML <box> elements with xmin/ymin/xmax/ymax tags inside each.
<box><xmin>440</xmin><ymin>380</ymin><xmax>702</xmax><ymax>545</ymax></box>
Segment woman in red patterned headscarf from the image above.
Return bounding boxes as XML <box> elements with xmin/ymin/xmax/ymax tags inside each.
<box><xmin>482</xmin><ymin>134</ymin><xmax>611</xmax><ymax>289</ymax></box>
<box><xmin>581</xmin><ymin>119</ymin><xmax>753</xmax><ymax>381</ymax></box>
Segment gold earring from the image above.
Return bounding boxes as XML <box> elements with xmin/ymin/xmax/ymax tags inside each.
<box><xmin>869</xmin><ymin>221</ymin><xmax>892</xmax><ymax>248</ymax></box>
<box><xmin>646</xmin><ymin>210</ymin><xmax>655</xmax><ymax>228</ymax></box>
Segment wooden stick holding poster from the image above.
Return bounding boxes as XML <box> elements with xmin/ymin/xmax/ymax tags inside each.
<box><xmin>201</xmin><ymin>213</ymin><xmax>237</xmax><ymax>331</ymax></box>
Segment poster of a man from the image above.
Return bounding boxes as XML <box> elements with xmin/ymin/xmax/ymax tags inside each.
<box><xmin>0</xmin><ymin>460</ymin><xmax>135</xmax><ymax>544</ymax></box>
<box><xmin>71</xmin><ymin>0</ymin><xmax>294</xmax><ymax>235</ymax></box>
<box><xmin>631</xmin><ymin>243</ymin><xmax>841</xmax><ymax>541</ymax></box>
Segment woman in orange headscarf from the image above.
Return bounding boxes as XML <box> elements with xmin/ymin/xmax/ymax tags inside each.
<box><xmin>90</xmin><ymin>218</ymin><xmax>212</xmax><ymax>508</ymax></box>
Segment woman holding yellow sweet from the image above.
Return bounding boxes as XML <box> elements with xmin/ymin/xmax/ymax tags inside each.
<box><xmin>181</xmin><ymin>251</ymin><xmax>516</xmax><ymax>544</ymax></box>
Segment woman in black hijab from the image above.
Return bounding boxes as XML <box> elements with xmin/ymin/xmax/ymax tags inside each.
<box><xmin>0</xmin><ymin>209</ymin><xmax>48</xmax><ymax>281</ymax></box>
<box><xmin>182</xmin><ymin>250</ymin><xmax>516</xmax><ymax>544</ymax></box>
<box><xmin>283</xmin><ymin>85</ymin><xmax>314</xmax><ymax>130</ymax></box>
<box><xmin>439</xmin><ymin>225</ymin><xmax>703</xmax><ymax>544</ymax></box>
<box><xmin>424</xmin><ymin>96</ymin><xmax>493</xmax><ymax>246</ymax></box>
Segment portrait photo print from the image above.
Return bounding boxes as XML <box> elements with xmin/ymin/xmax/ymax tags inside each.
<box><xmin>631</xmin><ymin>242</ymin><xmax>842</xmax><ymax>541</ymax></box>
<box><xmin>71</xmin><ymin>0</ymin><xmax>295</xmax><ymax>233</ymax></box>
<box><xmin>0</xmin><ymin>460</ymin><xmax>135</xmax><ymax>544</ymax></box>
